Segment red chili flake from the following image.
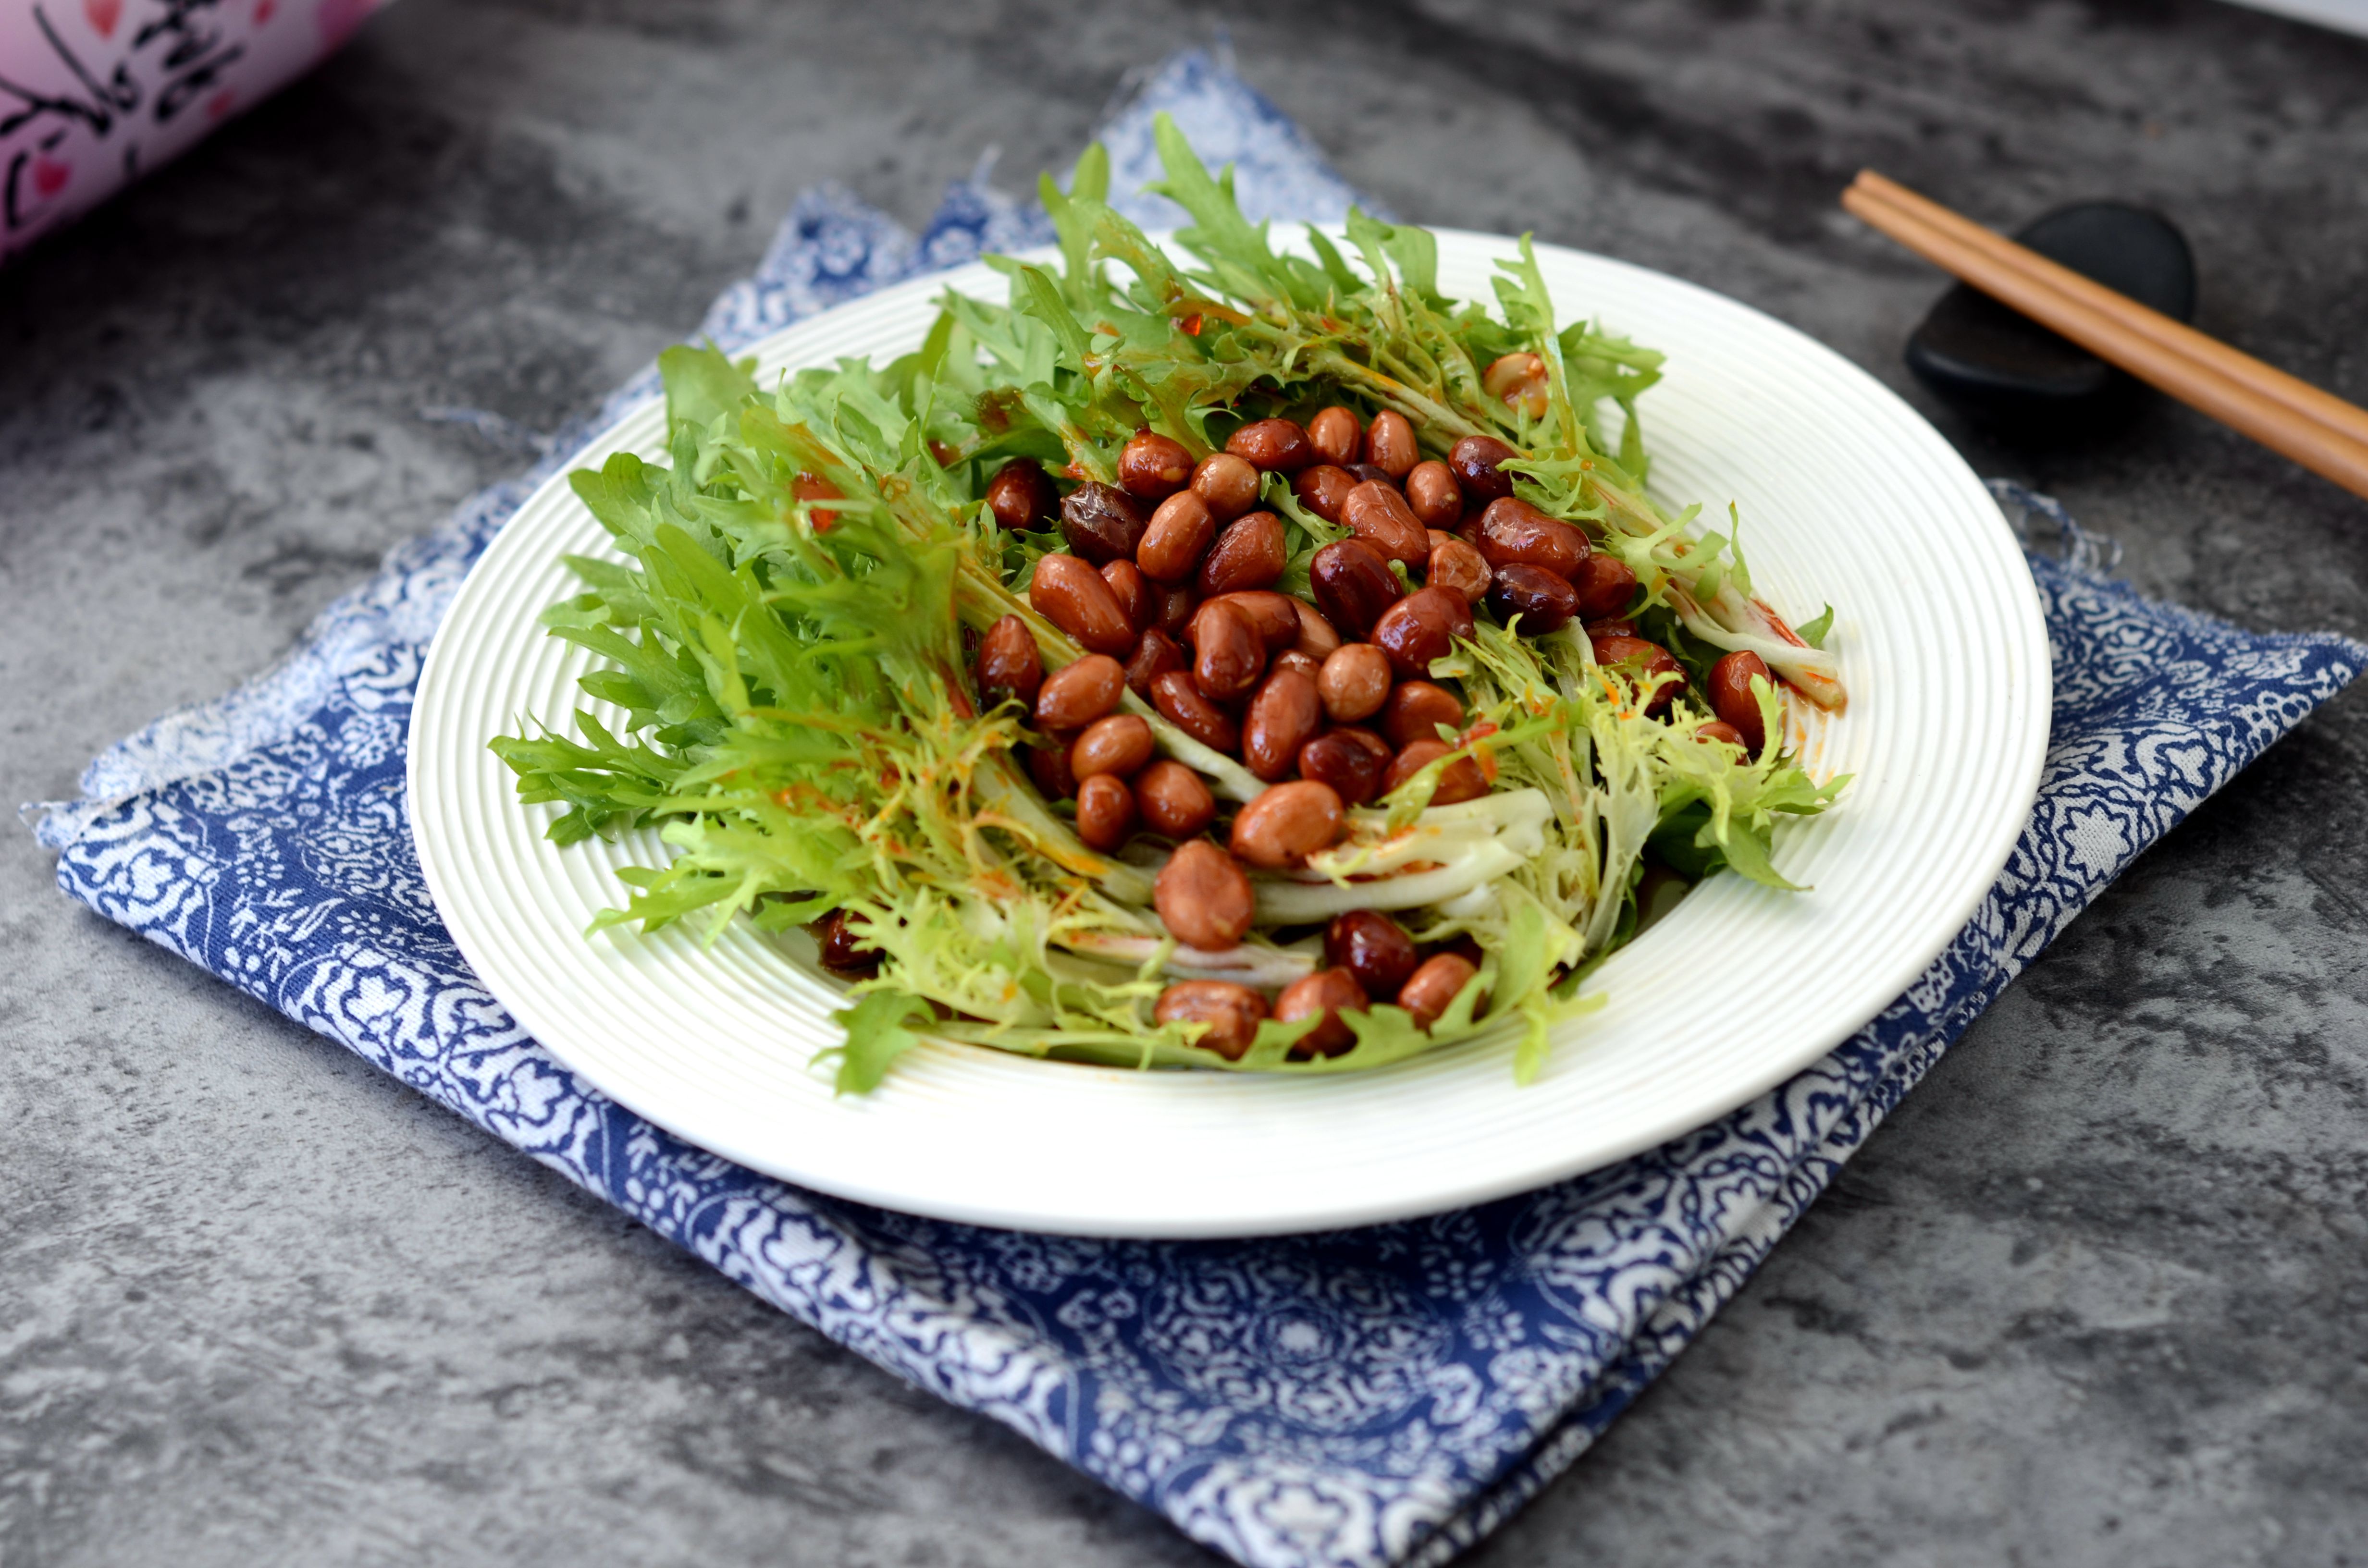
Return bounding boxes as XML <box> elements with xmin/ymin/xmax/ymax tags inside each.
<box><xmin>1754</xmin><ymin>599</ymin><xmax>1813</xmax><ymax>649</ymax></box>
<box><xmin>1179</xmin><ymin>314</ymin><xmax>1204</xmax><ymax>336</ymax></box>
<box><xmin>1461</xmin><ymin>722</ymin><xmax>1501</xmax><ymax>782</ymax></box>
<box><xmin>793</xmin><ymin>471</ymin><xmax>845</xmax><ymax>531</ymax></box>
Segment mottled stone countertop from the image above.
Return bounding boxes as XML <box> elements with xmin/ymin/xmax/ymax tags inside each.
<box><xmin>5</xmin><ymin>2</ymin><xmax>2366</xmax><ymax>1564</ymax></box>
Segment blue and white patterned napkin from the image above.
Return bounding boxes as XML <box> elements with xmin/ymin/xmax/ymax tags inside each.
<box><xmin>27</xmin><ymin>49</ymin><xmax>2368</xmax><ymax>1568</ymax></box>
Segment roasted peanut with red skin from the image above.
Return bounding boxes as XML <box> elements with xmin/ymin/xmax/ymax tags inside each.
<box><xmin>1229</xmin><ymin>779</ymin><xmax>1346</xmax><ymax>869</ymax></box>
<box><xmin>1190</xmin><ymin>453</ymin><xmax>1262</xmax><ymax>523</ymax></box>
<box><xmin>1487</xmin><ymin>562</ymin><xmax>1580</xmax><ymax>635</ymax></box>
<box><xmin>1372</xmin><ymin>586</ymin><xmax>1476</xmax><ymax>678</ymax></box>
<box><xmin>1399</xmin><ymin>953</ymin><xmax>1482</xmax><ymax>1029</ymax></box>
<box><xmin>1474</xmin><ymin>497</ymin><xmax>1589</xmax><ymax>579</ymax></box>
<box><xmin>1190</xmin><ymin>598</ymin><xmax>1266</xmax><ymax>701</ymax></box>
<box><xmin>1341</xmin><ymin>480</ymin><xmax>1431</xmax><ymax>566</ymax></box>
<box><xmin>1270</xmin><ymin>649</ymin><xmax>1323</xmax><ymax>682</ymax></box>
<box><xmin>1028</xmin><ymin>738</ymin><xmax>1077</xmax><ymax>799</ymax></box>
<box><xmin>1695</xmin><ymin>720</ymin><xmax>1747</xmax><ymax>748</ymax></box>
<box><xmin>1196</xmin><ymin>512</ymin><xmax>1287</xmax><ymax>596</ymax></box>
<box><xmin>1569</xmin><ymin>552</ymin><xmax>1639</xmax><ymax>620</ymax></box>
<box><xmin>1225</xmin><ymin>417</ymin><xmax>1315</xmax><ymax>472</ymax></box>
<box><xmin>1591</xmin><ymin>635</ymin><xmax>1686</xmax><ymax>717</ymax></box>
<box><xmin>1156</xmin><ymin>584</ymin><xmax>1197</xmax><ymax>637</ymax></box>
<box><xmin>1137</xmin><ymin>490</ymin><xmax>1216</xmax><ymax>584</ymax></box>
<box><xmin>1034</xmin><ymin>653</ymin><xmax>1126</xmax><ymax>730</ymax></box>
<box><xmin>973</xmin><ymin>614</ymin><xmax>1042</xmax><ymax>708</ymax></box>
<box><xmin>1243</xmin><ymin>668</ymin><xmax>1323</xmax><ymax>782</ymax></box>
<box><xmin>1325</xmin><ymin>909</ymin><xmax>1420</xmax><ymax>998</ymax></box>
<box><xmin>1075</xmin><ymin>772</ymin><xmax>1136</xmax><ymax>851</ymax></box>
<box><xmin>1382</xmin><ymin>680</ymin><xmax>1464</xmax><ymax>749</ymax></box>
<box><xmin>1118</xmin><ymin>429</ymin><xmax>1195</xmax><ymax>499</ymax></box>
<box><xmin>1071</xmin><ymin>714</ymin><xmax>1155</xmax><ymax>781</ymax></box>
<box><xmin>1383</xmin><ymin>739</ymin><xmax>1490</xmax><ymax>805</ymax></box>
<box><xmin>1307</xmin><ymin>405</ymin><xmax>1363</xmax><ymax>467</ymax></box>
<box><xmin>1307</xmin><ymin>719</ymin><xmax>1392</xmax><ymax>786</ymax></box>
<box><xmin>1149</xmin><ymin>670</ymin><xmax>1241</xmax><ymax>753</ymax></box>
<box><xmin>1154</xmin><ymin>980</ymin><xmax>1267</xmax><ymax>1060</ymax></box>
<box><xmin>1346</xmin><ymin>462</ymin><xmax>1393</xmax><ymax>488</ymax></box>
<box><xmin>812</xmin><ymin>908</ymin><xmax>881</xmax><ymax>976</ymax></box>
<box><xmin>1289</xmin><ymin>599</ymin><xmax>1342</xmax><ymax>661</ymax></box>
<box><xmin>1101</xmin><ymin>558</ymin><xmax>1153</xmax><ymax>632</ymax></box>
<box><xmin>1276</xmin><ymin>967</ymin><xmax>1367</xmax><ymax>1057</ymax></box>
<box><xmin>1155</xmin><ymin>840</ymin><xmax>1256</xmax><ymax>950</ymax></box>
<box><xmin>1030</xmin><ymin>553</ymin><xmax>1136</xmax><ymax>654</ymax></box>
<box><xmin>1206</xmin><ymin>590</ymin><xmax>1301</xmax><ymax>651</ymax></box>
<box><xmin>1449</xmin><ymin>434</ymin><xmax>1519</xmax><ymax>503</ymax></box>
<box><xmin>985</xmin><ymin>458</ymin><xmax>1057</xmax><ymax>532</ymax></box>
<box><xmin>1308</xmin><ymin>538</ymin><xmax>1400</xmax><ymax>638</ymax></box>
<box><xmin>1404</xmin><ymin>459</ymin><xmax>1464</xmax><ymax>530</ymax></box>
<box><xmin>1427</xmin><ymin>536</ymin><xmax>1492</xmax><ymax>605</ymax></box>
<box><xmin>1291</xmin><ymin>464</ymin><xmax>1357</xmax><ymax>524</ymax></box>
<box><xmin>1058</xmin><ymin>481</ymin><xmax>1147</xmax><ymax>565</ymax></box>
<box><xmin>1706</xmin><ymin>650</ymin><xmax>1773</xmax><ymax>753</ymax></box>
<box><xmin>1134</xmin><ymin>760</ymin><xmax>1217</xmax><ymax>838</ymax></box>
<box><xmin>1317</xmin><ymin>643</ymin><xmax>1392</xmax><ymax>723</ymax></box>
<box><xmin>1296</xmin><ymin>727</ymin><xmax>1392</xmax><ymax>806</ymax></box>
<box><xmin>1482</xmin><ymin>352</ymin><xmax>1550</xmax><ymax>418</ymax></box>
<box><xmin>1361</xmin><ymin>409</ymin><xmax>1420</xmax><ymax>478</ymax></box>
<box><xmin>1122</xmin><ymin>628</ymin><xmax>1187</xmax><ymax>698</ymax></box>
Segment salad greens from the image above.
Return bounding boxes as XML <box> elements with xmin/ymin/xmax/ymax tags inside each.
<box><xmin>491</xmin><ymin>117</ymin><xmax>1847</xmax><ymax>1092</ymax></box>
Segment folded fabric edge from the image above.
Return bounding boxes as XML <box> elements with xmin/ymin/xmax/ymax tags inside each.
<box><xmin>1390</xmin><ymin>604</ymin><xmax>2368</xmax><ymax>1568</ymax></box>
<box><xmin>1395</xmin><ymin>914</ymin><xmax>2037</xmax><ymax>1567</ymax></box>
<box><xmin>19</xmin><ymin>180</ymin><xmax>918</xmax><ymax>856</ymax></box>
<box><xmin>18</xmin><ymin>366</ymin><xmax>668</xmax><ymax>857</ymax></box>
<box><xmin>22</xmin><ymin>477</ymin><xmax>520</xmax><ymax>855</ymax></box>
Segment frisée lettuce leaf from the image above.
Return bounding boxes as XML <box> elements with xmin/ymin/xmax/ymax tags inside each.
<box><xmin>489</xmin><ymin>121</ymin><xmax>1848</xmax><ymax>1093</ymax></box>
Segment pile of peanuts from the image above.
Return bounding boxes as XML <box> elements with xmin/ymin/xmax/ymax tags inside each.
<box><xmin>937</xmin><ymin>395</ymin><xmax>1776</xmax><ymax>1058</ymax></box>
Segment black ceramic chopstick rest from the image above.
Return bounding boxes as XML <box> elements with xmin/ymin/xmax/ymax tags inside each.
<box><xmin>1905</xmin><ymin>200</ymin><xmax>2197</xmax><ymax>431</ymax></box>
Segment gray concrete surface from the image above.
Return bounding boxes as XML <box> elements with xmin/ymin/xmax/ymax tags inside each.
<box><xmin>5</xmin><ymin>1</ymin><xmax>2367</xmax><ymax>1564</ymax></box>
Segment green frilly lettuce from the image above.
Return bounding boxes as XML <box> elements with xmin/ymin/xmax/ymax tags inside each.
<box><xmin>490</xmin><ymin>119</ymin><xmax>1845</xmax><ymax>1092</ymax></box>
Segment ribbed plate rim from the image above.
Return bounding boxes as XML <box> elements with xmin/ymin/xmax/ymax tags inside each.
<box><xmin>407</xmin><ymin>229</ymin><xmax>2051</xmax><ymax>1237</ymax></box>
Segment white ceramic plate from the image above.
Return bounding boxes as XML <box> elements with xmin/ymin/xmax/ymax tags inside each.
<box><xmin>408</xmin><ymin>232</ymin><xmax>2050</xmax><ymax>1238</ymax></box>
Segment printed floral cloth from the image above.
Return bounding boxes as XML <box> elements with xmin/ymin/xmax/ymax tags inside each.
<box><xmin>0</xmin><ymin>0</ymin><xmax>396</xmax><ymax>261</ymax></box>
<box><xmin>25</xmin><ymin>48</ymin><xmax>2368</xmax><ymax>1568</ymax></box>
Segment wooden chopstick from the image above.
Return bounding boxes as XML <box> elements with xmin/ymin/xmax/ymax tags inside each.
<box><xmin>1852</xmin><ymin>171</ymin><xmax>2368</xmax><ymax>452</ymax></box>
<box><xmin>1841</xmin><ymin>171</ymin><xmax>2368</xmax><ymax>503</ymax></box>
